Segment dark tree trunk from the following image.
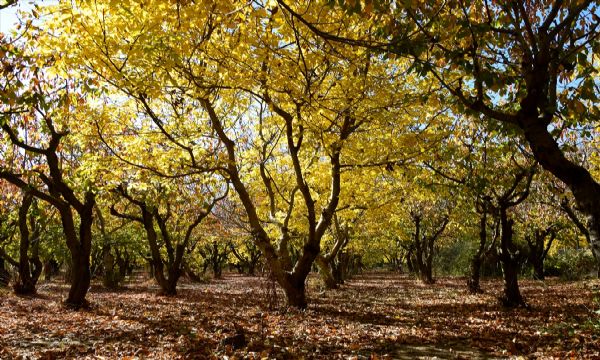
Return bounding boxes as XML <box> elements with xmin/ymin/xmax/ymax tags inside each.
<box><xmin>332</xmin><ymin>251</ymin><xmax>352</xmax><ymax>284</ymax></box>
<box><xmin>526</xmin><ymin>227</ymin><xmax>558</xmax><ymax>281</ymax></box>
<box><xmin>0</xmin><ymin>258</ymin><xmax>10</xmax><ymax>287</ymax></box>
<box><xmin>422</xmin><ymin>237</ymin><xmax>435</xmax><ymax>284</ymax></box>
<box><xmin>212</xmin><ymin>259</ymin><xmax>222</xmax><ymax>278</ymax></box>
<box><xmin>521</xmin><ymin>121</ymin><xmax>600</xmax><ymax>273</ymax></box>
<box><xmin>64</xmin><ymin>201</ymin><xmax>94</xmax><ymax>308</ymax></box>
<box><xmin>406</xmin><ymin>247</ymin><xmax>414</xmax><ymax>273</ymax></box>
<box><xmin>67</xmin><ymin>248</ymin><xmax>91</xmax><ymax>307</ymax></box>
<box><xmin>111</xmin><ymin>185</ymin><xmax>215</xmax><ymax>296</ymax></box>
<box><xmin>14</xmin><ymin>193</ymin><xmax>37</xmax><ymax>295</ymax></box>
<box><xmin>332</xmin><ymin>258</ymin><xmax>344</xmax><ymax>284</ymax></box>
<box><xmin>162</xmin><ymin>266</ymin><xmax>181</xmax><ymax>295</ymax></box>
<box><xmin>412</xmin><ymin>214</ymin><xmax>427</xmax><ymax>282</ymax></box>
<box><xmin>420</xmin><ymin>263</ymin><xmax>434</xmax><ymax>284</ymax></box>
<box><xmin>532</xmin><ymin>260</ymin><xmax>544</xmax><ymax>280</ymax></box>
<box><xmin>411</xmin><ymin>212</ymin><xmax>447</xmax><ymax>284</ymax></box>
<box><xmin>468</xmin><ymin>208</ymin><xmax>489</xmax><ymax>294</ymax></box>
<box><xmin>280</xmin><ymin>274</ymin><xmax>307</xmax><ymax>309</ymax></box>
<box><xmin>116</xmin><ymin>251</ymin><xmax>129</xmax><ymax>279</ymax></box>
<box><xmin>29</xmin><ymin>240</ymin><xmax>42</xmax><ymax>285</ymax></box>
<box><xmin>501</xmin><ymin>257</ymin><xmax>522</xmax><ymax>307</ymax></box>
<box><xmin>43</xmin><ymin>258</ymin><xmax>59</xmax><ymax>281</ymax></box>
<box><xmin>498</xmin><ymin>209</ymin><xmax>524</xmax><ymax>307</ymax></box>
<box><xmin>468</xmin><ymin>256</ymin><xmax>483</xmax><ymax>294</ymax></box>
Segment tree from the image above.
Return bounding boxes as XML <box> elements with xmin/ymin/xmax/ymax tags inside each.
<box><xmin>110</xmin><ymin>179</ymin><xmax>225</xmax><ymax>295</ymax></box>
<box><xmin>409</xmin><ymin>205</ymin><xmax>450</xmax><ymax>284</ymax></box>
<box><xmin>34</xmin><ymin>0</ymin><xmax>434</xmax><ymax>308</ymax></box>
<box><xmin>10</xmin><ymin>192</ymin><xmax>47</xmax><ymax>294</ymax></box>
<box><xmin>0</xmin><ymin>36</ymin><xmax>98</xmax><ymax>307</ymax></box>
<box><xmin>315</xmin><ymin>213</ymin><xmax>355</xmax><ymax>289</ymax></box>
<box><xmin>279</xmin><ymin>0</ymin><xmax>600</xmax><ymax>274</ymax></box>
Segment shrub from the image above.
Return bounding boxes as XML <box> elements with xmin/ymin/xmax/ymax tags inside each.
<box><xmin>546</xmin><ymin>248</ymin><xmax>597</xmax><ymax>280</ymax></box>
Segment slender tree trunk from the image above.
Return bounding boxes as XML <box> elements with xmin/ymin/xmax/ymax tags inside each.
<box><xmin>43</xmin><ymin>258</ymin><xmax>59</xmax><ymax>281</ymax></box>
<box><xmin>332</xmin><ymin>258</ymin><xmax>344</xmax><ymax>284</ymax></box>
<box><xmin>30</xmin><ymin>247</ymin><xmax>42</xmax><ymax>286</ymax></box>
<box><xmin>468</xmin><ymin>256</ymin><xmax>483</xmax><ymax>294</ymax></box>
<box><xmin>423</xmin><ymin>240</ymin><xmax>435</xmax><ymax>284</ymax></box>
<box><xmin>406</xmin><ymin>248</ymin><xmax>414</xmax><ymax>273</ymax></box>
<box><xmin>116</xmin><ymin>252</ymin><xmax>128</xmax><ymax>279</ymax></box>
<box><xmin>14</xmin><ymin>193</ymin><xmax>36</xmax><ymax>295</ymax></box>
<box><xmin>498</xmin><ymin>208</ymin><xmax>524</xmax><ymax>307</ymax></box>
<box><xmin>468</xmin><ymin>210</ymin><xmax>487</xmax><ymax>294</ymax></box>
<box><xmin>212</xmin><ymin>259</ymin><xmax>222</xmax><ymax>278</ymax></box>
<box><xmin>0</xmin><ymin>257</ymin><xmax>9</xmax><ymax>287</ymax></box>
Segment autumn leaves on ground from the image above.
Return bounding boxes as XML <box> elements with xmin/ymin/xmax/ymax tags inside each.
<box><xmin>1</xmin><ymin>272</ymin><xmax>599</xmax><ymax>359</ymax></box>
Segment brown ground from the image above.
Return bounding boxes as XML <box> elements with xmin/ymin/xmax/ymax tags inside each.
<box><xmin>0</xmin><ymin>272</ymin><xmax>599</xmax><ymax>359</ymax></box>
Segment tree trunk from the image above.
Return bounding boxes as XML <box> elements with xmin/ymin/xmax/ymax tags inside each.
<box><xmin>406</xmin><ymin>248</ymin><xmax>414</xmax><ymax>273</ymax></box>
<box><xmin>162</xmin><ymin>271</ymin><xmax>179</xmax><ymax>296</ymax></box>
<box><xmin>498</xmin><ymin>209</ymin><xmax>524</xmax><ymax>307</ymax></box>
<box><xmin>420</xmin><ymin>263</ymin><xmax>434</xmax><ymax>284</ymax></box>
<box><xmin>116</xmin><ymin>252</ymin><xmax>128</xmax><ymax>279</ymax></box>
<box><xmin>63</xmin><ymin>199</ymin><xmax>95</xmax><ymax>309</ymax></box>
<box><xmin>280</xmin><ymin>274</ymin><xmax>307</xmax><ymax>309</ymax></box>
<box><xmin>315</xmin><ymin>254</ymin><xmax>338</xmax><ymax>289</ymax></box>
<box><xmin>102</xmin><ymin>247</ymin><xmax>120</xmax><ymax>289</ymax></box>
<box><xmin>521</xmin><ymin>119</ymin><xmax>600</xmax><ymax>273</ymax></box>
<box><xmin>587</xmin><ymin>212</ymin><xmax>600</xmax><ymax>271</ymax></box>
<box><xmin>14</xmin><ymin>193</ymin><xmax>37</xmax><ymax>295</ymax></box>
<box><xmin>468</xmin><ymin>256</ymin><xmax>483</xmax><ymax>294</ymax></box>
<box><xmin>156</xmin><ymin>267</ymin><xmax>177</xmax><ymax>295</ymax></box>
<box><xmin>532</xmin><ymin>259</ymin><xmax>544</xmax><ymax>280</ymax></box>
<box><xmin>29</xmin><ymin>239</ymin><xmax>43</xmax><ymax>287</ymax></box>
<box><xmin>184</xmin><ymin>262</ymin><xmax>204</xmax><ymax>283</ymax></box>
<box><xmin>43</xmin><ymin>258</ymin><xmax>59</xmax><ymax>281</ymax></box>
<box><xmin>0</xmin><ymin>258</ymin><xmax>10</xmax><ymax>287</ymax></box>
<box><xmin>66</xmin><ymin>247</ymin><xmax>91</xmax><ymax>308</ymax></box>
<box><xmin>422</xmin><ymin>239</ymin><xmax>435</xmax><ymax>284</ymax></box>
<box><xmin>501</xmin><ymin>258</ymin><xmax>523</xmax><ymax>307</ymax></box>
<box><xmin>468</xmin><ymin>209</ymin><xmax>488</xmax><ymax>294</ymax></box>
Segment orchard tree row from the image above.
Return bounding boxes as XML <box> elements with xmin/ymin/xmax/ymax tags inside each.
<box><xmin>0</xmin><ymin>0</ymin><xmax>598</xmax><ymax>310</ymax></box>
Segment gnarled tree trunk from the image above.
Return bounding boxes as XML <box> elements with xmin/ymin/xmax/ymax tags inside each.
<box><xmin>62</xmin><ymin>195</ymin><xmax>95</xmax><ymax>308</ymax></box>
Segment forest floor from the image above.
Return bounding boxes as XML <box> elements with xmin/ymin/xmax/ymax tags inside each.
<box><xmin>0</xmin><ymin>271</ymin><xmax>599</xmax><ymax>359</ymax></box>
